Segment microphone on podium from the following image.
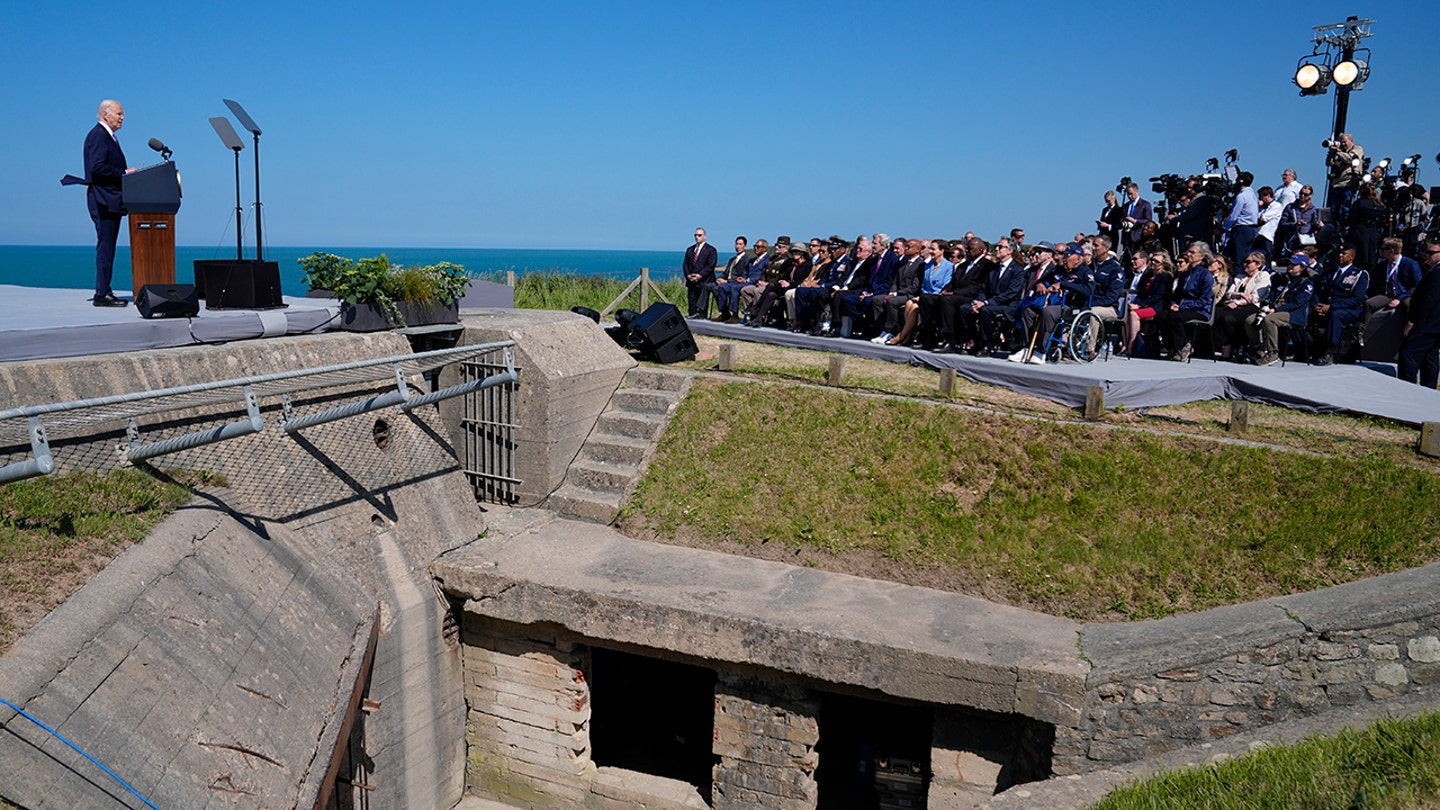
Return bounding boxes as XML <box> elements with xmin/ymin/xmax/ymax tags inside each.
<box><xmin>148</xmin><ymin>138</ymin><xmax>173</xmax><ymax>161</ymax></box>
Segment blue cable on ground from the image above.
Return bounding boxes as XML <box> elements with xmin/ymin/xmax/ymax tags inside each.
<box><xmin>0</xmin><ymin>696</ymin><xmax>160</xmax><ymax>810</ymax></box>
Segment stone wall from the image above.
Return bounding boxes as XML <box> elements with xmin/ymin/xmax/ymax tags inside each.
<box><xmin>1069</xmin><ymin>562</ymin><xmax>1440</xmax><ymax>775</ymax></box>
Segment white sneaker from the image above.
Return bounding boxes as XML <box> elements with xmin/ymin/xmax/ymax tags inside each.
<box><xmin>1008</xmin><ymin>350</ymin><xmax>1028</xmax><ymax>363</ymax></box>
<box><xmin>871</xmin><ymin>332</ymin><xmax>892</xmax><ymax>344</ymax></box>
<box><xmin>1027</xmin><ymin>353</ymin><xmax>1047</xmax><ymax>365</ymax></box>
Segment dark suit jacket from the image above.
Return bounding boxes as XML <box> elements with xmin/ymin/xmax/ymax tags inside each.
<box><xmin>84</xmin><ymin>122</ymin><xmax>127</xmax><ymax>217</ymax></box>
<box><xmin>1382</xmin><ymin>255</ymin><xmax>1424</xmax><ymax>301</ymax></box>
<box><xmin>1174</xmin><ymin>196</ymin><xmax>1216</xmax><ymax>245</ymax></box>
<box><xmin>944</xmin><ymin>256</ymin><xmax>996</xmax><ymax>300</ymax></box>
<box><xmin>683</xmin><ymin>243</ymin><xmax>718</xmax><ymax>285</ymax></box>
<box><xmin>983</xmin><ymin>258</ymin><xmax>1026</xmax><ymax>307</ymax></box>
<box><xmin>866</xmin><ymin>249</ymin><xmax>902</xmax><ymax>295</ymax></box>
<box><xmin>1407</xmin><ymin>263</ymin><xmax>1440</xmax><ymax>333</ymax></box>
<box><xmin>836</xmin><ymin>255</ymin><xmax>876</xmax><ymax>292</ymax></box>
<box><xmin>718</xmin><ymin>251</ymin><xmax>753</xmax><ymax>282</ymax></box>
<box><xmin>1122</xmin><ymin>197</ymin><xmax>1153</xmax><ymax>246</ymax></box>
<box><xmin>890</xmin><ymin>256</ymin><xmax>925</xmax><ymax>297</ymax></box>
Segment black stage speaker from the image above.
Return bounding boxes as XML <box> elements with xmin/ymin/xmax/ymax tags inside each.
<box><xmin>629</xmin><ymin>303</ymin><xmax>696</xmax><ymax>364</ymax></box>
<box><xmin>194</xmin><ymin>260</ymin><xmax>285</xmax><ymax>309</ymax></box>
<box><xmin>648</xmin><ymin>332</ymin><xmax>698</xmax><ymax>364</ymax></box>
<box><xmin>629</xmin><ymin>303</ymin><xmax>687</xmax><ymax>345</ymax></box>
<box><xmin>137</xmin><ymin>283</ymin><xmax>200</xmax><ymax>319</ymax></box>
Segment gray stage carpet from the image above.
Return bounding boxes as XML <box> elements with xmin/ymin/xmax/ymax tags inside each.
<box><xmin>688</xmin><ymin>319</ymin><xmax>1440</xmax><ymax>427</ymax></box>
<box><xmin>0</xmin><ymin>285</ymin><xmax>342</xmax><ymax>363</ymax></box>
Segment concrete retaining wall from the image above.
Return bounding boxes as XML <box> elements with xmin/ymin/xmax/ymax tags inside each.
<box><xmin>439</xmin><ymin>310</ymin><xmax>636</xmax><ymax>506</ymax></box>
<box><xmin>0</xmin><ymin>332</ymin><xmax>489</xmax><ymax>809</ymax></box>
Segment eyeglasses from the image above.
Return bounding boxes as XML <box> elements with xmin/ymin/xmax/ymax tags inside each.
<box><xmin>694</xmin><ymin>233</ymin><xmax>704</xmax><ymax>238</ymax></box>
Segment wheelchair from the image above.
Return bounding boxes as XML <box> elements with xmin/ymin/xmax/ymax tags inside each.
<box><xmin>1038</xmin><ymin>307</ymin><xmax>1108</xmax><ymax>364</ymax></box>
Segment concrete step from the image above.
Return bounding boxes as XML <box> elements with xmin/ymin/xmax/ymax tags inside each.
<box><xmin>611</xmin><ymin>388</ymin><xmax>680</xmax><ymax>414</ymax></box>
<box><xmin>547</xmin><ymin>483</ymin><xmax>625</xmax><ymax>524</ymax></box>
<box><xmin>596</xmin><ymin>411</ymin><xmax>666</xmax><ymax>440</ymax></box>
<box><xmin>566</xmin><ymin>458</ymin><xmax>638</xmax><ymax>492</ymax></box>
<box><xmin>625</xmin><ymin>367</ymin><xmax>689</xmax><ymax>392</ymax></box>
<box><xmin>581</xmin><ymin>433</ymin><xmax>651</xmax><ymax>465</ymax></box>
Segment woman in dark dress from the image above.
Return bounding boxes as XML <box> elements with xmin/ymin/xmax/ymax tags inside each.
<box><xmin>1347</xmin><ymin>183</ymin><xmax>1386</xmax><ymax>274</ymax></box>
<box><xmin>1098</xmin><ymin>190</ymin><xmax>1126</xmax><ymax>248</ymax></box>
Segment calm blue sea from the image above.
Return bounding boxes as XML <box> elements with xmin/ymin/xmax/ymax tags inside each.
<box><xmin>0</xmin><ymin>245</ymin><xmax>685</xmax><ymax>296</ymax></box>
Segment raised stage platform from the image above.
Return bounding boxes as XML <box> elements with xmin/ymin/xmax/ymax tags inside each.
<box><xmin>0</xmin><ymin>285</ymin><xmax>342</xmax><ymax>363</ymax></box>
<box><xmin>688</xmin><ymin>319</ymin><xmax>1440</xmax><ymax>427</ymax></box>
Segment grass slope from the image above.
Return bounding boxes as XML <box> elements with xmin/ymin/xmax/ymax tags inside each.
<box><xmin>1091</xmin><ymin>711</ymin><xmax>1440</xmax><ymax>810</ymax></box>
<box><xmin>0</xmin><ymin>470</ymin><xmax>195</xmax><ymax>654</ymax></box>
<box><xmin>620</xmin><ymin>379</ymin><xmax>1440</xmax><ymax>621</ymax></box>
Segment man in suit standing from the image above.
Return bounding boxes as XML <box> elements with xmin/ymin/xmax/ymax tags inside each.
<box><xmin>683</xmin><ymin>227</ymin><xmax>718</xmax><ymax>318</ymax></box>
<box><xmin>1397</xmin><ymin>240</ymin><xmax>1440</xmax><ymax>388</ymax></box>
<box><xmin>1121</xmin><ymin>183</ymin><xmax>1153</xmax><ymax>259</ymax></box>
<box><xmin>84</xmin><ymin>99</ymin><xmax>135</xmax><ymax>306</ymax></box>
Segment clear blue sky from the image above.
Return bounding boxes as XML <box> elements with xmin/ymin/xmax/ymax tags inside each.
<box><xmin>2</xmin><ymin>1</ymin><xmax>1436</xmax><ymax>252</ymax></box>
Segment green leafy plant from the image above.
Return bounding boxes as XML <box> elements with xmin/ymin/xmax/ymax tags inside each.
<box><xmin>297</xmin><ymin>251</ymin><xmax>472</xmax><ymax>327</ymax></box>
<box><xmin>297</xmin><ymin>252</ymin><xmax>353</xmax><ymax>293</ymax></box>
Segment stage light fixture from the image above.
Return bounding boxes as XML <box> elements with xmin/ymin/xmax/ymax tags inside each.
<box><xmin>1332</xmin><ymin>58</ymin><xmax>1368</xmax><ymax>88</ymax></box>
<box><xmin>1376</xmin><ymin>157</ymin><xmax>1391</xmax><ymax>171</ymax></box>
<box><xmin>1294</xmin><ymin>61</ymin><xmax>1331</xmax><ymax>95</ymax></box>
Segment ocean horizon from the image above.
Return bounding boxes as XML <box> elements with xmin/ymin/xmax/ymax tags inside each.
<box><xmin>0</xmin><ymin>245</ymin><xmax>686</xmax><ymax>297</ymax></box>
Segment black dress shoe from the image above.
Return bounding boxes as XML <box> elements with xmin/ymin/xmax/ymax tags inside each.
<box><xmin>93</xmin><ymin>294</ymin><xmax>127</xmax><ymax>307</ymax></box>
<box><xmin>934</xmin><ymin>342</ymin><xmax>954</xmax><ymax>353</ymax></box>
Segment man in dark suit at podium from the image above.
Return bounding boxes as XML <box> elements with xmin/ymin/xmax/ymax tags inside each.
<box><xmin>84</xmin><ymin>99</ymin><xmax>135</xmax><ymax>306</ymax></box>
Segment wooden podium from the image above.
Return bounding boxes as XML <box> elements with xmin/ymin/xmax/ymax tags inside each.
<box><xmin>122</xmin><ymin>162</ymin><xmax>182</xmax><ymax>300</ymax></box>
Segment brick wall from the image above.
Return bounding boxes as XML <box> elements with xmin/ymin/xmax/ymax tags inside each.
<box><xmin>461</xmin><ymin>620</ymin><xmax>594</xmax><ymax>807</ymax></box>
<box><xmin>712</xmin><ymin>675</ymin><xmax>819</xmax><ymax>810</ymax></box>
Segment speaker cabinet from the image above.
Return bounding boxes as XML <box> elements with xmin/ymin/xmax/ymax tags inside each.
<box><xmin>136</xmin><ymin>283</ymin><xmax>200</xmax><ymax>319</ymax></box>
<box><xmin>194</xmin><ymin>260</ymin><xmax>285</xmax><ymax>309</ymax></box>
<box><xmin>628</xmin><ymin>303</ymin><xmax>687</xmax><ymax>346</ymax></box>
<box><xmin>629</xmin><ymin>303</ymin><xmax>696</xmax><ymax>364</ymax></box>
<box><xmin>648</xmin><ymin>333</ymin><xmax>697</xmax><ymax>364</ymax></box>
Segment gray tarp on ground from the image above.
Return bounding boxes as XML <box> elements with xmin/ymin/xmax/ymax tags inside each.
<box><xmin>688</xmin><ymin>320</ymin><xmax>1440</xmax><ymax>426</ymax></box>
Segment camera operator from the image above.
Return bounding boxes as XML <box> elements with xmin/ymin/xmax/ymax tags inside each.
<box><xmin>1324</xmin><ymin>133</ymin><xmax>1365</xmax><ymax>225</ymax></box>
<box><xmin>1168</xmin><ymin>183</ymin><xmax>1216</xmax><ymax>249</ymax></box>
<box><xmin>1221</xmin><ymin>171</ymin><xmax>1259</xmax><ymax>267</ymax></box>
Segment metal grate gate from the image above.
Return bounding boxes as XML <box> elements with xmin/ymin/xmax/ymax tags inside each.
<box><xmin>460</xmin><ymin>354</ymin><xmax>520</xmax><ymax>503</ymax></box>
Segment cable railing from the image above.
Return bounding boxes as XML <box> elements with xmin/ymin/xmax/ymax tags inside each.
<box><xmin>0</xmin><ymin>342</ymin><xmax>517</xmax><ymax>485</ymax></box>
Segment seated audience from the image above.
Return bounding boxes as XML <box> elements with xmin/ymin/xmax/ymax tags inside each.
<box><xmin>1213</xmin><ymin>251</ymin><xmax>1272</xmax><ymax>360</ymax></box>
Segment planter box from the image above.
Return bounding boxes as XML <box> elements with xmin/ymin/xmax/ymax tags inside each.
<box><xmin>340</xmin><ymin>299</ymin><xmax>460</xmax><ymax>332</ymax></box>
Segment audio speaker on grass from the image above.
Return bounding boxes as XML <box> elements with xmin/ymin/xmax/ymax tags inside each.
<box><xmin>629</xmin><ymin>303</ymin><xmax>687</xmax><ymax>346</ymax></box>
<box><xmin>137</xmin><ymin>283</ymin><xmax>200</xmax><ymax>319</ymax></box>
<box><xmin>629</xmin><ymin>303</ymin><xmax>695</xmax><ymax>364</ymax></box>
<box><xmin>648</xmin><ymin>333</ymin><xmax>697</xmax><ymax>364</ymax></box>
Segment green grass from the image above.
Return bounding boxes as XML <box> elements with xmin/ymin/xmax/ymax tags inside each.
<box><xmin>1090</xmin><ymin>712</ymin><xmax>1440</xmax><ymax>809</ymax></box>
<box><xmin>475</xmin><ymin>270</ymin><xmax>687</xmax><ymax>315</ymax></box>
<box><xmin>619</xmin><ymin>379</ymin><xmax>1440</xmax><ymax>620</ymax></box>
<box><xmin>0</xmin><ymin>469</ymin><xmax>198</xmax><ymax>652</ymax></box>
